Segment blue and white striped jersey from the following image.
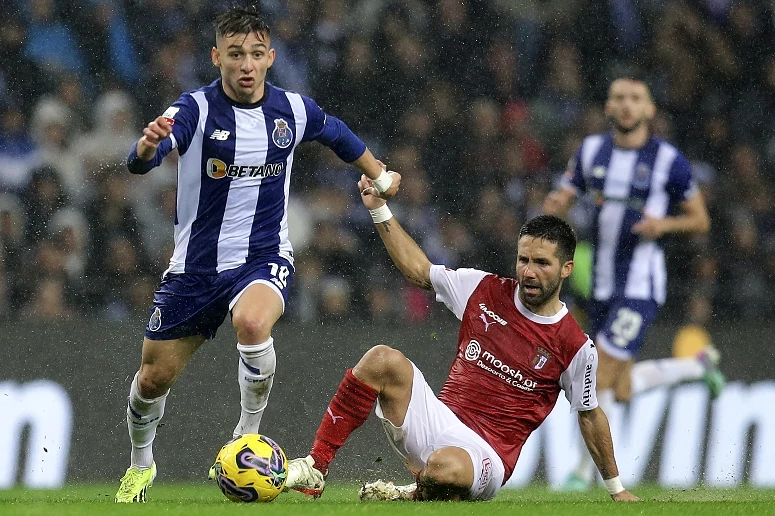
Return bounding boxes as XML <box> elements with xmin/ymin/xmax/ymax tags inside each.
<box><xmin>127</xmin><ymin>80</ymin><xmax>366</xmax><ymax>275</ymax></box>
<box><xmin>561</xmin><ymin>134</ymin><xmax>699</xmax><ymax>305</ymax></box>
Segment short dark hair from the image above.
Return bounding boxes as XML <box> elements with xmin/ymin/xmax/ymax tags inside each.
<box><xmin>519</xmin><ymin>215</ymin><xmax>577</xmax><ymax>263</ymax></box>
<box><xmin>609</xmin><ymin>68</ymin><xmax>653</xmax><ymax>99</ymax></box>
<box><xmin>214</xmin><ymin>5</ymin><xmax>270</xmax><ymax>41</ymax></box>
<box><xmin>416</xmin><ymin>475</ymin><xmax>471</xmax><ymax>501</ymax></box>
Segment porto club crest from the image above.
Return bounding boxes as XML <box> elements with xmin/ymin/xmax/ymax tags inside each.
<box><xmin>272</xmin><ymin>118</ymin><xmax>293</xmax><ymax>149</ymax></box>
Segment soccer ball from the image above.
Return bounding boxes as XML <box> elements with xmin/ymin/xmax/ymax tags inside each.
<box><xmin>212</xmin><ymin>434</ymin><xmax>288</xmax><ymax>502</ymax></box>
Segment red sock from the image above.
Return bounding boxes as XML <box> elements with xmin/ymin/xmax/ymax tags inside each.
<box><xmin>310</xmin><ymin>369</ymin><xmax>378</xmax><ymax>474</ymax></box>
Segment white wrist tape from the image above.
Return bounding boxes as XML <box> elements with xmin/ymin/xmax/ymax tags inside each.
<box><xmin>371</xmin><ymin>169</ymin><xmax>393</xmax><ymax>193</ymax></box>
<box><xmin>369</xmin><ymin>205</ymin><xmax>393</xmax><ymax>224</ymax></box>
<box><xmin>604</xmin><ymin>476</ymin><xmax>625</xmax><ymax>495</ymax></box>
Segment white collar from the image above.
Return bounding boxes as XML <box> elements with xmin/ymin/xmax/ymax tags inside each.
<box><xmin>514</xmin><ymin>286</ymin><xmax>568</xmax><ymax>324</ymax></box>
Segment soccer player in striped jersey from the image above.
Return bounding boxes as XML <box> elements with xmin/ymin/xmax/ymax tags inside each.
<box><xmin>544</xmin><ymin>75</ymin><xmax>722</xmax><ymax>490</ymax></box>
<box><xmin>115</xmin><ymin>7</ymin><xmax>400</xmax><ymax>503</ymax></box>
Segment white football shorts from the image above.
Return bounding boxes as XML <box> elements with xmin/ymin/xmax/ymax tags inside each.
<box><xmin>375</xmin><ymin>362</ymin><xmax>506</xmax><ymax>500</ymax></box>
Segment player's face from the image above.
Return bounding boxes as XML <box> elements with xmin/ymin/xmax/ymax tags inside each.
<box><xmin>515</xmin><ymin>236</ymin><xmax>573</xmax><ymax>312</ymax></box>
<box><xmin>212</xmin><ymin>31</ymin><xmax>275</xmax><ymax>104</ymax></box>
<box><xmin>605</xmin><ymin>79</ymin><xmax>655</xmax><ymax>134</ymax></box>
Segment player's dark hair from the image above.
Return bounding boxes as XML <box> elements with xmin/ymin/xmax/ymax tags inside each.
<box><xmin>416</xmin><ymin>476</ymin><xmax>471</xmax><ymax>501</ymax></box>
<box><xmin>609</xmin><ymin>68</ymin><xmax>653</xmax><ymax>99</ymax></box>
<box><xmin>519</xmin><ymin>215</ymin><xmax>577</xmax><ymax>264</ymax></box>
<box><xmin>214</xmin><ymin>5</ymin><xmax>271</xmax><ymax>40</ymax></box>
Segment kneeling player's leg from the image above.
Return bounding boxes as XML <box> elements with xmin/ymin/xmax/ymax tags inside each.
<box><xmin>309</xmin><ymin>345</ymin><xmax>413</xmax><ymax>473</ymax></box>
<box><xmin>230</xmin><ymin>283</ymin><xmax>284</xmax><ymax>437</ymax></box>
<box><xmin>129</xmin><ymin>335</ymin><xmax>205</xmax><ymax>468</ymax></box>
<box><xmin>417</xmin><ymin>447</ymin><xmax>474</xmax><ymax>501</ymax></box>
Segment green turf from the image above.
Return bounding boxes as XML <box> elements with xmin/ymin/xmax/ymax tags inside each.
<box><xmin>0</xmin><ymin>483</ymin><xmax>774</xmax><ymax>516</ymax></box>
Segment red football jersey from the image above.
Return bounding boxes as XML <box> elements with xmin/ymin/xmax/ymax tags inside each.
<box><xmin>431</xmin><ymin>266</ymin><xmax>596</xmax><ymax>482</ymax></box>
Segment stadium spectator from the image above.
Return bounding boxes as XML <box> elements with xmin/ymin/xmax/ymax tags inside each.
<box><xmin>0</xmin><ymin>18</ymin><xmax>53</xmax><ymax>113</ymax></box>
<box><xmin>0</xmin><ymin>106</ymin><xmax>40</xmax><ymax>192</ymax></box>
<box><xmin>23</xmin><ymin>237</ymin><xmax>81</xmax><ymax>320</ymax></box>
<box><xmin>31</xmin><ymin>98</ymin><xmax>83</xmax><ymax>202</ymax></box>
<box><xmin>23</xmin><ymin>0</ymin><xmax>87</xmax><ymax>79</ymax></box>
<box><xmin>52</xmin><ymin>73</ymin><xmax>90</xmax><ymax>134</ymax></box>
<box><xmin>77</xmin><ymin>90</ymin><xmax>139</xmax><ymax>178</ymax></box>
<box><xmin>0</xmin><ymin>193</ymin><xmax>27</xmax><ymax>310</ymax></box>
<box><xmin>327</xmin><ymin>35</ymin><xmax>382</xmax><ymax>140</ymax></box>
<box><xmin>22</xmin><ymin>277</ymin><xmax>78</xmax><ymax>321</ymax></box>
<box><xmin>49</xmin><ymin>207</ymin><xmax>89</xmax><ymax>284</ymax></box>
<box><xmin>65</xmin><ymin>0</ymin><xmax>140</xmax><ymax>87</ymax></box>
<box><xmin>20</xmin><ymin>165</ymin><xmax>69</xmax><ymax>242</ymax></box>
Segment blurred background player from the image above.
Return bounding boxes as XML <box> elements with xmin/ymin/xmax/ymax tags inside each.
<box><xmin>543</xmin><ymin>74</ymin><xmax>724</xmax><ymax>491</ymax></box>
<box><xmin>115</xmin><ymin>6</ymin><xmax>400</xmax><ymax>503</ymax></box>
<box><xmin>282</xmin><ymin>180</ymin><xmax>639</xmax><ymax>502</ymax></box>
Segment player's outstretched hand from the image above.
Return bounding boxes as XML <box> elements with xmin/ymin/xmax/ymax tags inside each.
<box><xmin>137</xmin><ymin>116</ymin><xmax>174</xmax><ymax>161</ymax></box>
<box><xmin>359</xmin><ymin>174</ymin><xmax>388</xmax><ymax>210</ymax></box>
<box><xmin>611</xmin><ymin>490</ymin><xmax>640</xmax><ymax>502</ymax></box>
<box><xmin>378</xmin><ymin>171</ymin><xmax>401</xmax><ymax>200</ymax></box>
<box><xmin>372</xmin><ymin>161</ymin><xmax>401</xmax><ymax>200</ymax></box>
<box><xmin>631</xmin><ymin>215</ymin><xmax>667</xmax><ymax>240</ymax></box>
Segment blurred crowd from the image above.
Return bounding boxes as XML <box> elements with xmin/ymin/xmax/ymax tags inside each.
<box><xmin>1</xmin><ymin>0</ymin><xmax>774</xmax><ymax>329</ymax></box>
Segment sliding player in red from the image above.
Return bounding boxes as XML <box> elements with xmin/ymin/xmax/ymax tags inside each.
<box><xmin>282</xmin><ymin>177</ymin><xmax>639</xmax><ymax>502</ymax></box>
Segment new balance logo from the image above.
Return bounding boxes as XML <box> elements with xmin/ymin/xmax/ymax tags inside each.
<box><xmin>210</xmin><ymin>129</ymin><xmax>230</xmax><ymax>140</ymax></box>
<box><xmin>327</xmin><ymin>407</ymin><xmax>344</xmax><ymax>424</ymax></box>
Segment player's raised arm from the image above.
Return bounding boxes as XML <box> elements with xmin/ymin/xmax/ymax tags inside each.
<box><xmin>136</xmin><ymin>116</ymin><xmax>173</xmax><ymax>161</ymax></box>
<box><xmin>631</xmin><ymin>191</ymin><xmax>711</xmax><ymax>239</ymax></box>
<box><xmin>358</xmin><ymin>174</ymin><xmax>432</xmax><ymax>290</ymax></box>
<box><xmin>299</xmin><ymin>95</ymin><xmax>401</xmax><ymax>200</ymax></box>
<box><xmin>577</xmin><ymin>408</ymin><xmax>639</xmax><ymax>502</ymax></box>
<box><xmin>351</xmin><ymin>150</ymin><xmax>401</xmax><ymax>200</ymax></box>
<box><xmin>126</xmin><ymin>115</ymin><xmax>175</xmax><ymax>175</ymax></box>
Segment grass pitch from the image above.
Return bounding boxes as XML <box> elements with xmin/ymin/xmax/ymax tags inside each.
<box><xmin>0</xmin><ymin>483</ymin><xmax>773</xmax><ymax>516</ymax></box>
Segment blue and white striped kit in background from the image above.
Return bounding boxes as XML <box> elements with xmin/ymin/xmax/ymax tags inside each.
<box><xmin>563</xmin><ymin>133</ymin><xmax>698</xmax><ymax>306</ymax></box>
<box><xmin>562</xmin><ymin>133</ymin><xmax>699</xmax><ymax>358</ymax></box>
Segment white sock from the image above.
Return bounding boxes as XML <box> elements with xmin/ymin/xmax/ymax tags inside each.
<box><xmin>630</xmin><ymin>358</ymin><xmax>704</xmax><ymax>396</ymax></box>
<box><xmin>233</xmin><ymin>338</ymin><xmax>276</xmax><ymax>438</ymax></box>
<box><xmin>127</xmin><ymin>372</ymin><xmax>168</xmax><ymax>469</ymax></box>
<box><xmin>573</xmin><ymin>389</ymin><xmax>614</xmax><ymax>482</ymax></box>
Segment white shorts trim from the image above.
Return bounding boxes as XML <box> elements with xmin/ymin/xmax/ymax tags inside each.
<box><xmin>228</xmin><ymin>279</ymin><xmax>285</xmax><ymax>313</ymax></box>
<box><xmin>375</xmin><ymin>362</ymin><xmax>505</xmax><ymax>500</ymax></box>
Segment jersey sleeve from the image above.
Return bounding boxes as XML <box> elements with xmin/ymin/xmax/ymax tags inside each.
<box><xmin>300</xmin><ymin>96</ymin><xmax>366</xmax><ymax>162</ymax></box>
<box><xmin>429</xmin><ymin>265</ymin><xmax>488</xmax><ymax>320</ymax></box>
<box><xmin>665</xmin><ymin>152</ymin><xmax>699</xmax><ymax>203</ymax></box>
<box><xmin>559</xmin><ymin>339</ymin><xmax>598</xmax><ymax>412</ymax></box>
<box><xmin>126</xmin><ymin>93</ymin><xmax>200</xmax><ymax>175</ymax></box>
<box><xmin>559</xmin><ymin>146</ymin><xmax>586</xmax><ymax>195</ymax></box>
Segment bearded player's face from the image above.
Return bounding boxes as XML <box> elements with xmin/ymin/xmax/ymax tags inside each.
<box><xmin>515</xmin><ymin>236</ymin><xmax>571</xmax><ymax>311</ymax></box>
<box><xmin>212</xmin><ymin>31</ymin><xmax>275</xmax><ymax>104</ymax></box>
<box><xmin>605</xmin><ymin>79</ymin><xmax>655</xmax><ymax>135</ymax></box>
